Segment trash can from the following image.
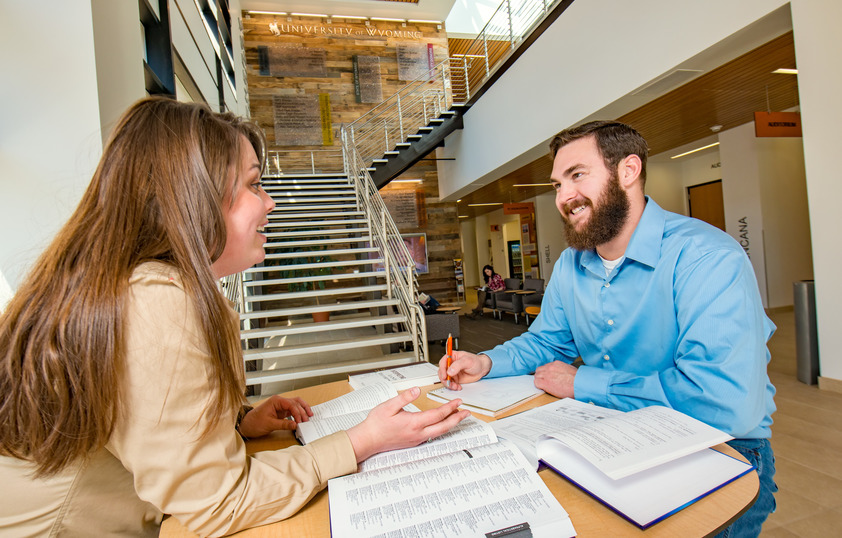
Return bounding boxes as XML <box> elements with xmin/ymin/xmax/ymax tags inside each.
<box><xmin>793</xmin><ymin>280</ymin><xmax>819</xmax><ymax>385</ymax></box>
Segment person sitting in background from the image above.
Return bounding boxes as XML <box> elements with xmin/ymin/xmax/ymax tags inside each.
<box><xmin>467</xmin><ymin>264</ymin><xmax>505</xmax><ymax>319</ymax></box>
<box><xmin>0</xmin><ymin>97</ymin><xmax>468</xmax><ymax>537</ymax></box>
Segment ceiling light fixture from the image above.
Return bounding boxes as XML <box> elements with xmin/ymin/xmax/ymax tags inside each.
<box><xmin>468</xmin><ymin>202</ymin><xmax>503</xmax><ymax>207</ymax></box>
<box><xmin>391</xmin><ymin>179</ymin><xmax>422</xmax><ymax>183</ymax></box>
<box><xmin>248</xmin><ymin>10</ymin><xmax>287</xmax><ymax>16</ymax></box>
<box><xmin>513</xmin><ymin>183</ymin><xmax>553</xmax><ymax>187</ymax></box>
<box><xmin>333</xmin><ymin>15</ymin><xmax>368</xmax><ymax>20</ymax></box>
<box><xmin>408</xmin><ymin>19</ymin><xmax>442</xmax><ymax>24</ymax></box>
<box><xmin>772</xmin><ymin>68</ymin><xmax>798</xmax><ymax>75</ymax></box>
<box><xmin>290</xmin><ymin>12</ymin><xmax>328</xmax><ymax>18</ymax></box>
<box><xmin>370</xmin><ymin>17</ymin><xmax>406</xmax><ymax>22</ymax></box>
<box><xmin>670</xmin><ymin>142</ymin><xmax>720</xmax><ymax>159</ymax></box>
<box><xmin>458</xmin><ymin>215</ymin><xmax>469</xmax><ymax>218</ymax></box>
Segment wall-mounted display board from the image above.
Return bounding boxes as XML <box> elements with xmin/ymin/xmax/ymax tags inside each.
<box><xmin>397</xmin><ymin>43</ymin><xmax>434</xmax><ymax>81</ymax></box>
<box><xmin>258</xmin><ymin>45</ymin><xmax>327</xmax><ymax>77</ymax></box>
<box><xmin>353</xmin><ymin>56</ymin><xmax>383</xmax><ymax>104</ymax></box>
<box><xmin>381</xmin><ymin>187</ymin><xmax>427</xmax><ymax>228</ymax></box>
<box><xmin>273</xmin><ymin>94</ymin><xmax>333</xmax><ymax>146</ymax></box>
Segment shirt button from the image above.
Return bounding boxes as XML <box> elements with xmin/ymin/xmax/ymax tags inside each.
<box><xmin>603</xmin><ymin>354</ymin><xmax>610</xmax><ymax>361</ymax></box>
<box><xmin>604</xmin><ymin>282</ymin><xmax>610</xmax><ymax>288</ymax></box>
<box><xmin>607</xmin><ymin>319</ymin><xmax>614</xmax><ymax>326</ymax></box>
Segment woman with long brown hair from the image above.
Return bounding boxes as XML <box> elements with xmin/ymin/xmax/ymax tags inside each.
<box><xmin>0</xmin><ymin>97</ymin><xmax>467</xmax><ymax>536</ymax></box>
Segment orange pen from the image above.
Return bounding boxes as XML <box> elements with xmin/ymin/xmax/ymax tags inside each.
<box><xmin>445</xmin><ymin>333</ymin><xmax>453</xmax><ymax>389</ymax></box>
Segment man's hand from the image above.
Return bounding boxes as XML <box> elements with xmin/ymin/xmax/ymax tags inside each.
<box><xmin>237</xmin><ymin>395</ymin><xmax>314</xmax><ymax>438</ymax></box>
<box><xmin>438</xmin><ymin>350</ymin><xmax>492</xmax><ymax>390</ymax></box>
<box><xmin>346</xmin><ymin>387</ymin><xmax>470</xmax><ymax>463</ymax></box>
<box><xmin>534</xmin><ymin>361</ymin><xmax>577</xmax><ymax>398</ymax></box>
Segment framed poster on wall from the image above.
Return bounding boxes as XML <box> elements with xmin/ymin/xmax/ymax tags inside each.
<box><xmin>402</xmin><ymin>233</ymin><xmax>428</xmax><ymax>274</ymax></box>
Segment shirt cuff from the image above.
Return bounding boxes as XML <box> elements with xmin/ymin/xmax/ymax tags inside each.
<box><xmin>485</xmin><ymin>348</ymin><xmax>515</xmax><ymax>378</ymax></box>
<box><xmin>572</xmin><ymin>365</ymin><xmax>612</xmax><ymax>405</ymax></box>
<box><xmin>305</xmin><ymin>431</ymin><xmax>358</xmax><ymax>480</ymax></box>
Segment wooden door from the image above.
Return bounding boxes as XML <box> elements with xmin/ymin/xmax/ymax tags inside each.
<box><xmin>688</xmin><ymin>180</ymin><xmax>726</xmax><ymax>231</ymax></box>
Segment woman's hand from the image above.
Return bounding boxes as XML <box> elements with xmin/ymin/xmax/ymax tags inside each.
<box><xmin>237</xmin><ymin>395</ymin><xmax>314</xmax><ymax>439</ymax></box>
<box><xmin>346</xmin><ymin>387</ymin><xmax>470</xmax><ymax>463</ymax></box>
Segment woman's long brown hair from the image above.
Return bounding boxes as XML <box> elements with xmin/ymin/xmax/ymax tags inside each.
<box><xmin>0</xmin><ymin>97</ymin><xmax>266</xmax><ymax>476</ymax></box>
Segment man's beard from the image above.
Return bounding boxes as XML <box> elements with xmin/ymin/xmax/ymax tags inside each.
<box><xmin>561</xmin><ymin>170</ymin><xmax>630</xmax><ymax>251</ymax></box>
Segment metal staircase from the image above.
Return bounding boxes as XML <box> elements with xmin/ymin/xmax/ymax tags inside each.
<box><xmin>235</xmin><ymin>169</ymin><xmax>427</xmax><ymax>394</ymax></box>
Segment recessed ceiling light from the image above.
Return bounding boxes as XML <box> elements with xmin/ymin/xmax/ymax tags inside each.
<box><xmin>333</xmin><ymin>15</ymin><xmax>368</xmax><ymax>20</ymax></box>
<box><xmin>370</xmin><ymin>17</ymin><xmax>406</xmax><ymax>22</ymax></box>
<box><xmin>468</xmin><ymin>202</ymin><xmax>503</xmax><ymax>207</ymax></box>
<box><xmin>670</xmin><ymin>142</ymin><xmax>720</xmax><ymax>159</ymax></box>
<box><xmin>772</xmin><ymin>68</ymin><xmax>798</xmax><ymax>75</ymax></box>
<box><xmin>391</xmin><ymin>179</ymin><xmax>422</xmax><ymax>183</ymax></box>
<box><xmin>290</xmin><ymin>12</ymin><xmax>328</xmax><ymax>18</ymax></box>
<box><xmin>248</xmin><ymin>10</ymin><xmax>287</xmax><ymax>15</ymax></box>
<box><xmin>458</xmin><ymin>215</ymin><xmax>469</xmax><ymax>218</ymax></box>
<box><xmin>408</xmin><ymin>19</ymin><xmax>442</xmax><ymax>24</ymax></box>
<box><xmin>513</xmin><ymin>183</ymin><xmax>553</xmax><ymax>187</ymax></box>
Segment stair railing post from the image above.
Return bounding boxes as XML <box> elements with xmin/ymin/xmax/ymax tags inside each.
<box><xmin>397</xmin><ymin>93</ymin><xmax>404</xmax><ymax>142</ymax></box>
<box><xmin>383</xmin><ymin>120</ymin><xmax>389</xmax><ymax>154</ymax></box>
<box><xmin>483</xmin><ymin>32</ymin><xmax>490</xmax><ymax>76</ymax></box>
<box><xmin>382</xmin><ymin>211</ymin><xmax>393</xmax><ymax>299</ymax></box>
<box><xmin>463</xmin><ymin>57</ymin><xmax>471</xmax><ymax>102</ymax></box>
<box><xmin>507</xmin><ymin>0</ymin><xmax>515</xmax><ymax>49</ymax></box>
<box><xmin>310</xmin><ymin>151</ymin><xmax>315</xmax><ymax>174</ymax></box>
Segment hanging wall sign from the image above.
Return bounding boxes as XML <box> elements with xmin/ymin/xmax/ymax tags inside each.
<box><xmin>503</xmin><ymin>202</ymin><xmax>534</xmax><ymax>215</ymax></box>
<box><xmin>754</xmin><ymin>111</ymin><xmax>802</xmax><ymax>137</ymax></box>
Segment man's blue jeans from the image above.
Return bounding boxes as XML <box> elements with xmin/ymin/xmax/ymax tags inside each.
<box><xmin>713</xmin><ymin>438</ymin><xmax>777</xmax><ymax>538</ymax></box>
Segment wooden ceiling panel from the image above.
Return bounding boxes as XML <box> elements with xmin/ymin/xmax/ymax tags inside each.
<box><xmin>455</xmin><ymin>32</ymin><xmax>799</xmax><ymax>218</ymax></box>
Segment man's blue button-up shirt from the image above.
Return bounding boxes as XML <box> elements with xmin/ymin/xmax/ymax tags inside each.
<box><xmin>485</xmin><ymin>198</ymin><xmax>776</xmax><ymax>439</ymax></box>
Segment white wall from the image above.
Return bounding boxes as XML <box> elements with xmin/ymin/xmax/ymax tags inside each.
<box><xmin>0</xmin><ymin>0</ymin><xmax>104</xmax><ymax>291</ymax></box>
<box><xmin>790</xmin><ymin>0</ymin><xmax>842</xmax><ymax>383</ymax></box>
<box><xmin>757</xmin><ymin>136</ymin><xmax>812</xmax><ymax>308</ymax></box>
<box><xmin>91</xmin><ymin>0</ymin><xmax>146</xmax><ymax>143</ymax></box>
<box><xmin>531</xmin><ymin>191</ymin><xmax>566</xmax><ymax>283</ymax></box>
<box><xmin>437</xmin><ymin>0</ymin><xmax>791</xmax><ymax>200</ymax></box>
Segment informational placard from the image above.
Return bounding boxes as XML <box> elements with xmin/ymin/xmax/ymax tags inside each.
<box><xmin>397</xmin><ymin>43</ymin><xmax>433</xmax><ymax>81</ymax></box>
<box><xmin>353</xmin><ymin>56</ymin><xmax>383</xmax><ymax>103</ymax></box>
<box><xmin>273</xmin><ymin>94</ymin><xmax>333</xmax><ymax>146</ymax></box>
<box><xmin>265</xmin><ymin>45</ymin><xmax>327</xmax><ymax>77</ymax></box>
<box><xmin>381</xmin><ymin>188</ymin><xmax>426</xmax><ymax>228</ymax></box>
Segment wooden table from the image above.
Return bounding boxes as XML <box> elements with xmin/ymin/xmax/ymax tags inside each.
<box><xmin>160</xmin><ymin>382</ymin><xmax>758</xmax><ymax>537</ymax></box>
<box><xmin>435</xmin><ymin>305</ymin><xmax>462</xmax><ymax>313</ymax></box>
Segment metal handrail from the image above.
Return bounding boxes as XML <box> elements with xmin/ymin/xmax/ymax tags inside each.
<box><xmin>345</xmin><ymin>0</ymin><xmax>561</xmax><ymax>168</ymax></box>
<box><xmin>264</xmin><ymin>148</ymin><xmax>345</xmax><ymax>176</ymax></box>
<box><xmin>341</xmin><ymin>125</ymin><xmax>429</xmax><ymax>363</ymax></box>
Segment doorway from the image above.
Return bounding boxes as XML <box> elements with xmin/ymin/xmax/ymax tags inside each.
<box><xmin>688</xmin><ymin>180</ymin><xmax>726</xmax><ymax>231</ymax></box>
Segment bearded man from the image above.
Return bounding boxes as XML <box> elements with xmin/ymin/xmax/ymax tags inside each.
<box><xmin>440</xmin><ymin>121</ymin><xmax>777</xmax><ymax>537</ymax></box>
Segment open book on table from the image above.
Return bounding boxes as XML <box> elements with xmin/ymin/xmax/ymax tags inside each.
<box><xmin>328</xmin><ymin>423</ymin><xmax>575</xmax><ymax>538</ymax></box>
<box><xmin>296</xmin><ymin>382</ymin><xmax>576</xmax><ymax>537</ymax></box>
<box><xmin>491</xmin><ymin>398</ymin><xmax>755</xmax><ymax>529</ymax></box>
<box><xmin>348</xmin><ymin>362</ymin><xmax>440</xmax><ymax>391</ymax></box>
<box><xmin>426</xmin><ymin>374</ymin><xmax>544</xmax><ymax>417</ymax></box>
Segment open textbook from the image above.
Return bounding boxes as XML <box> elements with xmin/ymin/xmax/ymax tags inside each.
<box><xmin>492</xmin><ymin>398</ymin><xmax>755</xmax><ymax>529</ymax></box>
<box><xmin>426</xmin><ymin>374</ymin><xmax>544</xmax><ymax>417</ymax></box>
<box><xmin>295</xmin><ymin>383</ymin><xmax>405</xmax><ymax>445</ymax></box>
<box><xmin>328</xmin><ymin>432</ymin><xmax>575</xmax><ymax>537</ymax></box>
<box><xmin>348</xmin><ymin>362</ymin><xmax>440</xmax><ymax>391</ymax></box>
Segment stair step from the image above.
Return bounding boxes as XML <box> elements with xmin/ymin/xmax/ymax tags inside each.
<box><xmin>262</xmin><ymin>175</ymin><xmax>348</xmax><ymax>182</ymax></box>
<box><xmin>418</xmin><ymin>126</ymin><xmax>434</xmax><ymax>132</ymax></box>
<box><xmin>267</xmin><ymin>190</ymin><xmax>355</xmax><ymax>197</ymax></box>
<box><xmin>265</xmin><ymin>218</ymin><xmax>366</xmax><ymax>228</ymax></box>
<box><xmin>407</xmin><ymin>134</ymin><xmax>423</xmax><ymax>140</ymax></box>
<box><xmin>241</xmin><ymin>314</ymin><xmax>405</xmax><ymax>340</ymax></box>
<box><xmin>243</xmin><ymin>332</ymin><xmax>412</xmax><ymax>362</ymax></box>
<box><xmin>429</xmin><ymin>118</ymin><xmax>444</xmax><ymax>123</ymax></box>
<box><xmin>244</xmin><ymin>353</ymin><xmax>419</xmax><ymax>386</ymax></box>
<box><xmin>244</xmin><ymin>258</ymin><xmax>383</xmax><ymax>274</ymax></box>
<box><xmin>239</xmin><ymin>297</ymin><xmax>399</xmax><ymax>320</ymax></box>
<box><xmin>245</xmin><ymin>270</ymin><xmax>383</xmax><ymax>287</ymax></box>
<box><xmin>263</xmin><ymin>183</ymin><xmax>352</xmax><ymax>190</ymax></box>
<box><xmin>265</xmin><ymin>226</ymin><xmax>370</xmax><ymax>239</ymax></box>
<box><xmin>372</xmin><ymin>159</ymin><xmax>389</xmax><ymax>164</ymax></box>
<box><xmin>273</xmin><ymin>196</ymin><xmax>357</xmax><ymax>204</ymax></box>
<box><xmin>263</xmin><ymin>246</ymin><xmax>377</xmax><ymax>260</ymax></box>
<box><xmin>384</xmin><ymin>151</ymin><xmax>400</xmax><ymax>156</ymax></box>
<box><xmin>246</xmin><ymin>283</ymin><xmax>387</xmax><ymax>303</ymax></box>
<box><xmin>440</xmin><ymin>110</ymin><xmax>456</xmax><ymax>116</ymax></box>
<box><xmin>272</xmin><ymin>203</ymin><xmax>358</xmax><ymax>211</ymax></box>
<box><xmin>268</xmin><ymin>210</ymin><xmax>365</xmax><ymax>220</ymax></box>
<box><xmin>265</xmin><ymin>236</ymin><xmax>368</xmax><ymax>249</ymax></box>
<box><xmin>395</xmin><ymin>142</ymin><xmax>412</xmax><ymax>148</ymax></box>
